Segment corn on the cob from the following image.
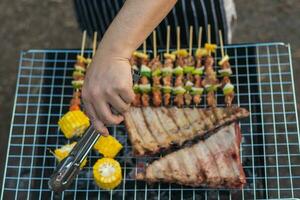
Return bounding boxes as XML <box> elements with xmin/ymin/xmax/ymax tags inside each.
<box><xmin>94</xmin><ymin>135</ymin><xmax>123</xmax><ymax>158</ymax></box>
<box><xmin>93</xmin><ymin>158</ymin><xmax>122</xmax><ymax>190</ymax></box>
<box><xmin>58</xmin><ymin>110</ymin><xmax>90</xmax><ymax>139</ymax></box>
<box><xmin>53</xmin><ymin>142</ymin><xmax>87</xmax><ymax>169</ymax></box>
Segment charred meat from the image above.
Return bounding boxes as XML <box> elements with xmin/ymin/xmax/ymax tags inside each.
<box><xmin>124</xmin><ymin>106</ymin><xmax>249</xmax><ymax>156</ymax></box>
<box><xmin>135</xmin><ymin>123</ymin><xmax>246</xmax><ymax>188</ymax></box>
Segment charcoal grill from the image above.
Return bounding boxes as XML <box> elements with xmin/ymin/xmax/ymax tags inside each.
<box><xmin>1</xmin><ymin>42</ymin><xmax>300</xmax><ymax>199</ymax></box>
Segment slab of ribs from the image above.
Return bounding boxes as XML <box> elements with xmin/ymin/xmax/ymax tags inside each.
<box><xmin>124</xmin><ymin>106</ymin><xmax>249</xmax><ymax>188</ymax></box>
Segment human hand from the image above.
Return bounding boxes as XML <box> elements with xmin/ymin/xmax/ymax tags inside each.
<box><xmin>82</xmin><ymin>52</ymin><xmax>135</xmax><ymax>135</ymax></box>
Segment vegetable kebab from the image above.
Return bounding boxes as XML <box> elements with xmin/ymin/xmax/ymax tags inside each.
<box><xmin>58</xmin><ymin>31</ymin><xmax>90</xmax><ymax>139</ymax></box>
<box><xmin>172</xmin><ymin>27</ymin><xmax>187</xmax><ymax>107</ymax></box>
<box><xmin>218</xmin><ymin>30</ymin><xmax>234</xmax><ymax>106</ymax></box>
<box><xmin>202</xmin><ymin>25</ymin><xmax>219</xmax><ymax>107</ymax></box>
<box><xmin>150</xmin><ymin>31</ymin><xmax>162</xmax><ymax>106</ymax></box>
<box><xmin>162</xmin><ymin>26</ymin><xmax>175</xmax><ymax>106</ymax></box>
<box><xmin>162</xmin><ymin>53</ymin><xmax>175</xmax><ymax>106</ymax></box>
<box><xmin>183</xmin><ymin>26</ymin><xmax>195</xmax><ymax>105</ymax></box>
<box><xmin>138</xmin><ymin>41</ymin><xmax>151</xmax><ymax>107</ymax></box>
<box><xmin>150</xmin><ymin>56</ymin><xmax>162</xmax><ymax>106</ymax></box>
<box><xmin>192</xmin><ymin>27</ymin><xmax>206</xmax><ymax>105</ymax></box>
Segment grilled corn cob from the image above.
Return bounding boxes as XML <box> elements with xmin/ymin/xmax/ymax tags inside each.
<box><xmin>58</xmin><ymin>110</ymin><xmax>90</xmax><ymax>139</ymax></box>
<box><xmin>93</xmin><ymin>158</ymin><xmax>122</xmax><ymax>190</ymax></box>
<box><xmin>94</xmin><ymin>135</ymin><xmax>123</xmax><ymax>158</ymax></box>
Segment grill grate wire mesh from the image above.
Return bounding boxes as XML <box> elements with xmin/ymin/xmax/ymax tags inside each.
<box><xmin>1</xmin><ymin>42</ymin><xmax>300</xmax><ymax>200</ymax></box>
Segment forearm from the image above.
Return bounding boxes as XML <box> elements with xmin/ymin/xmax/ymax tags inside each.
<box><xmin>96</xmin><ymin>0</ymin><xmax>177</xmax><ymax>59</ymax></box>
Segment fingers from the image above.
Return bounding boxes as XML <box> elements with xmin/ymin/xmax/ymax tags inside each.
<box><xmin>82</xmin><ymin>101</ymin><xmax>109</xmax><ymax>136</ymax></box>
<box><xmin>93</xmin><ymin>101</ymin><xmax>124</xmax><ymax>125</ymax></box>
<box><xmin>93</xmin><ymin>120</ymin><xmax>109</xmax><ymax>136</ymax></box>
<box><xmin>109</xmin><ymin>94</ymin><xmax>130</xmax><ymax>114</ymax></box>
<box><xmin>118</xmin><ymin>87</ymin><xmax>135</xmax><ymax>104</ymax></box>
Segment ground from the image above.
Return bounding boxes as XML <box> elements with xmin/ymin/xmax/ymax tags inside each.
<box><xmin>0</xmin><ymin>0</ymin><xmax>299</xmax><ymax>189</ymax></box>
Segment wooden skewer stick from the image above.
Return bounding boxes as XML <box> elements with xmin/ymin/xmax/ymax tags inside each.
<box><xmin>219</xmin><ymin>30</ymin><xmax>225</xmax><ymax>58</ymax></box>
<box><xmin>189</xmin><ymin>26</ymin><xmax>193</xmax><ymax>56</ymax></box>
<box><xmin>198</xmin><ymin>26</ymin><xmax>203</xmax><ymax>49</ymax></box>
<box><xmin>177</xmin><ymin>26</ymin><xmax>180</xmax><ymax>51</ymax></box>
<box><xmin>166</xmin><ymin>25</ymin><xmax>170</xmax><ymax>54</ymax></box>
<box><xmin>153</xmin><ymin>30</ymin><xmax>157</xmax><ymax>57</ymax></box>
<box><xmin>207</xmin><ymin>24</ymin><xmax>211</xmax><ymax>44</ymax></box>
<box><xmin>80</xmin><ymin>30</ymin><xmax>87</xmax><ymax>57</ymax></box>
<box><xmin>92</xmin><ymin>32</ymin><xmax>98</xmax><ymax>57</ymax></box>
<box><xmin>143</xmin><ymin>41</ymin><xmax>146</xmax><ymax>54</ymax></box>
<box><xmin>207</xmin><ymin>24</ymin><xmax>211</xmax><ymax>56</ymax></box>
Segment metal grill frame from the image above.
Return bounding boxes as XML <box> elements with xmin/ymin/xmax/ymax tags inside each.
<box><xmin>1</xmin><ymin>42</ymin><xmax>300</xmax><ymax>200</ymax></box>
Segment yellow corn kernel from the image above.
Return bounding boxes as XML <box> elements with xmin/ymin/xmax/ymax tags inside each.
<box><xmin>163</xmin><ymin>53</ymin><xmax>176</xmax><ymax>61</ymax></box>
<box><xmin>53</xmin><ymin>142</ymin><xmax>87</xmax><ymax>169</ymax></box>
<box><xmin>195</xmin><ymin>48</ymin><xmax>208</xmax><ymax>57</ymax></box>
<box><xmin>85</xmin><ymin>58</ymin><xmax>92</xmax><ymax>69</ymax></box>
<box><xmin>58</xmin><ymin>110</ymin><xmax>90</xmax><ymax>139</ymax></box>
<box><xmin>133</xmin><ymin>51</ymin><xmax>149</xmax><ymax>59</ymax></box>
<box><xmin>218</xmin><ymin>55</ymin><xmax>230</xmax><ymax>66</ymax></box>
<box><xmin>76</xmin><ymin>55</ymin><xmax>86</xmax><ymax>63</ymax></box>
<box><xmin>171</xmin><ymin>49</ymin><xmax>189</xmax><ymax>57</ymax></box>
<box><xmin>93</xmin><ymin>158</ymin><xmax>122</xmax><ymax>190</ymax></box>
<box><xmin>94</xmin><ymin>135</ymin><xmax>123</xmax><ymax>158</ymax></box>
<box><xmin>204</xmin><ymin>43</ymin><xmax>217</xmax><ymax>53</ymax></box>
<box><xmin>85</xmin><ymin>58</ymin><xmax>92</xmax><ymax>64</ymax></box>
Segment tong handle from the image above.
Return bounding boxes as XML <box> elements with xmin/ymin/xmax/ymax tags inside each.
<box><xmin>49</xmin><ymin>126</ymin><xmax>100</xmax><ymax>192</ymax></box>
<box><xmin>71</xmin><ymin>126</ymin><xmax>100</xmax><ymax>162</ymax></box>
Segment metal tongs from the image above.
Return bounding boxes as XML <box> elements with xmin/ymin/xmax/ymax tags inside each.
<box><xmin>48</xmin><ymin>69</ymin><xmax>140</xmax><ymax>192</ymax></box>
<box><xmin>48</xmin><ymin>126</ymin><xmax>100</xmax><ymax>192</ymax></box>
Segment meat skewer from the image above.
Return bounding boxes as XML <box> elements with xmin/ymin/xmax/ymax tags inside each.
<box><xmin>150</xmin><ymin>31</ymin><xmax>162</xmax><ymax>106</ymax></box>
<box><xmin>136</xmin><ymin>41</ymin><xmax>151</xmax><ymax>107</ymax></box>
<box><xmin>172</xmin><ymin>26</ymin><xmax>187</xmax><ymax>107</ymax></box>
<box><xmin>183</xmin><ymin>26</ymin><xmax>195</xmax><ymax>105</ymax></box>
<box><xmin>124</xmin><ymin>106</ymin><xmax>249</xmax><ymax>156</ymax></box>
<box><xmin>83</xmin><ymin>31</ymin><xmax>97</xmax><ymax>70</ymax></box>
<box><xmin>191</xmin><ymin>26</ymin><xmax>206</xmax><ymax>105</ymax></box>
<box><xmin>202</xmin><ymin>25</ymin><xmax>219</xmax><ymax>107</ymax></box>
<box><xmin>131</xmin><ymin>41</ymin><xmax>149</xmax><ymax>107</ymax></box>
<box><xmin>70</xmin><ymin>30</ymin><xmax>93</xmax><ymax>110</ymax></box>
<box><xmin>162</xmin><ymin>26</ymin><xmax>175</xmax><ymax>106</ymax></box>
<box><xmin>139</xmin><ymin>57</ymin><xmax>151</xmax><ymax>107</ymax></box>
<box><xmin>135</xmin><ymin>123</ymin><xmax>246</xmax><ymax>188</ymax></box>
<box><xmin>150</xmin><ymin>55</ymin><xmax>162</xmax><ymax>106</ymax></box>
<box><xmin>173</xmin><ymin>54</ymin><xmax>186</xmax><ymax>107</ymax></box>
<box><xmin>162</xmin><ymin>57</ymin><xmax>175</xmax><ymax>106</ymax></box>
<box><xmin>218</xmin><ymin>30</ymin><xmax>235</xmax><ymax>106</ymax></box>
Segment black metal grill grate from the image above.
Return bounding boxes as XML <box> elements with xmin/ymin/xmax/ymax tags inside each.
<box><xmin>1</xmin><ymin>42</ymin><xmax>300</xmax><ymax>199</ymax></box>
